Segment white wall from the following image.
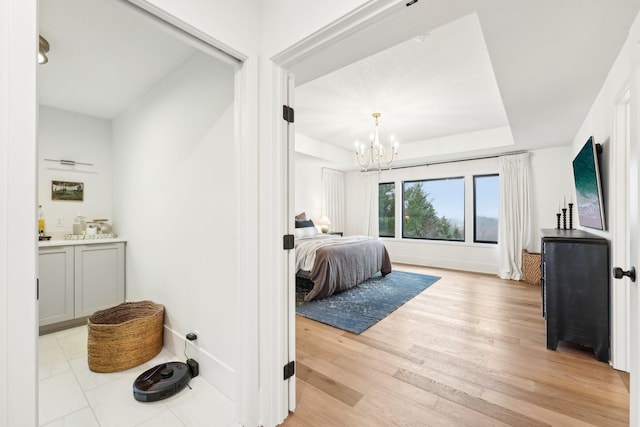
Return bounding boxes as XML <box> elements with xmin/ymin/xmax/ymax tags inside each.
<box><xmin>260</xmin><ymin>0</ymin><xmax>372</xmax><ymax>56</ymax></box>
<box><xmin>129</xmin><ymin>0</ymin><xmax>259</xmax><ymax>58</ymax></box>
<box><xmin>37</xmin><ymin>106</ymin><xmax>113</xmax><ymax>239</ymax></box>
<box><xmin>112</xmin><ymin>52</ymin><xmax>237</xmax><ymax>398</ymax></box>
<box><xmin>529</xmin><ymin>145</ymin><xmax>574</xmax><ymax>252</ymax></box>
<box><xmin>294</xmin><ymin>152</ymin><xmax>325</xmax><ymax>223</ymax></box>
<box><xmin>568</xmin><ymin>11</ymin><xmax>640</xmax><ymax>375</ymax></box>
<box><xmin>572</xmin><ymin>16</ymin><xmax>637</xmax><ymax>242</ymax></box>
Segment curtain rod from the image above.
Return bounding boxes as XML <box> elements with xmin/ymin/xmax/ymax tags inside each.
<box><xmin>386</xmin><ymin>150</ymin><xmax>528</xmax><ymax>171</ymax></box>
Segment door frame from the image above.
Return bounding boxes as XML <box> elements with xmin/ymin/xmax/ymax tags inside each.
<box><xmin>628</xmin><ymin>41</ymin><xmax>640</xmax><ymax>427</ymax></box>
<box><xmin>612</xmin><ymin>85</ymin><xmax>631</xmax><ymax>371</ymax></box>
<box><xmin>284</xmin><ymin>72</ymin><xmax>297</xmax><ymax>412</ymax></box>
<box><xmin>270</xmin><ymin>0</ymin><xmax>409</xmax><ymax>423</ymax></box>
<box><xmin>0</xmin><ymin>0</ymin><xmax>39</xmax><ymax>424</ymax></box>
<box><xmin>1</xmin><ymin>1</ymin><xmax>263</xmax><ymax>425</ymax></box>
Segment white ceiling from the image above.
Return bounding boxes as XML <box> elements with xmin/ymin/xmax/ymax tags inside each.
<box><xmin>38</xmin><ymin>0</ymin><xmax>197</xmax><ymax>119</ymax></box>
<box><xmin>39</xmin><ymin>0</ymin><xmax>640</xmax><ymax>168</ymax></box>
<box><xmin>296</xmin><ymin>14</ymin><xmax>510</xmax><ymax>152</ymax></box>
<box><xmin>293</xmin><ymin>0</ymin><xmax>640</xmax><ymax>168</ymax></box>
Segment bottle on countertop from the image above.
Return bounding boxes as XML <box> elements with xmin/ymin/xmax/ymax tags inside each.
<box><xmin>38</xmin><ymin>205</ymin><xmax>45</xmax><ymax>236</ymax></box>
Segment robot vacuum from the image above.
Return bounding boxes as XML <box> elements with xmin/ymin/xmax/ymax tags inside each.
<box><xmin>133</xmin><ymin>360</ymin><xmax>198</xmax><ymax>402</ymax></box>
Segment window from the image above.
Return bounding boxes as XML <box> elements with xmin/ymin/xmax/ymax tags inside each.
<box><xmin>473</xmin><ymin>174</ymin><xmax>499</xmax><ymax>243</ymax></box>
<box><xmin>378</xmin><ymin>182</ymin><xmax>395</xmax><ymax>237</ymax></box>
<box><xmin>402</xmin><ymin>178</ymin><xmax>464</xmax><ymax>241</ymax></box>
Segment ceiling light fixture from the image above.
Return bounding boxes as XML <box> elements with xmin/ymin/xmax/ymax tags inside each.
<box><xmin>354</xmin><ymin>112</ymin><xmax>399</xmax><ymax>171</ymax></box>
<box><xmin>38</xmin><ymin>35</ymin><xmax>50</xmax><ymax>65</ymax></box>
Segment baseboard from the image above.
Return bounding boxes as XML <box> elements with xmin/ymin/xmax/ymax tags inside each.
<box><xmin>392</xmin><ymin>254</ymin><xmax>499</xmax><ymax>275</ymax></box>
<box><xmin>163</xmin><ymin>325</ymin><xmax>235</xmax><ymax>401</ymax></box>
<box><xmin>39</xmin><ymin>317</ymin><xmax>88</xmax><ymax>335</ymax></box>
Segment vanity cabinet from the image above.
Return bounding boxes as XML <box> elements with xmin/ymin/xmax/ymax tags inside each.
<box><xmin>39</xmin><ymin>246</ymin><xmax>75</xmax><ymax>325</ymax></box>
<box><xmin>74</xmin><ymin>243</ymin><xmax>126</xmax><ymax>318</ymax></box>
<box><xmin>39</xmin><ymin>241</ymin><xmax>125</xmax><ymax>327</ymax></box>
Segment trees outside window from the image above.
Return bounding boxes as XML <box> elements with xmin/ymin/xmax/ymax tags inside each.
<box><xmin>402</xmin><ymin>178</ymin><xmax>464</xmax><ymax>241</ymax></box>
<box><xmin>378</xmin><ymin>182</ymin><xmax>395</xmax><ymax>237</ymax></box>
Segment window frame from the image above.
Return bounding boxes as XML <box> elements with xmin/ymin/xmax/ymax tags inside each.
<box><xmin>378</xmin><ymin>181</ymin><xmax>395</xmax><ymax>238</ymax></box>
<box><xmin>473</xmin><ymin>173</ymin><xmax>499</xmax><ymax>244</ymax></box>
<box><xmin>401</xmin><ymin>176</ymin><xmax>465</xmax><ymax>242</ymax></box>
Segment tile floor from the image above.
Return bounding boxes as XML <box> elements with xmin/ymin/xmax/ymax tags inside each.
<box><xmin>39</xmin><ymin>325</ymin><xmax>240</xmax><ymax>427</ymax></box>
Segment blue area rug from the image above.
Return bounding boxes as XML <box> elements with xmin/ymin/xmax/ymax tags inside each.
<box><xmin>296</xmin><ymin>271</ymin><xmax>440</xmax><ymax>334</ymax></box>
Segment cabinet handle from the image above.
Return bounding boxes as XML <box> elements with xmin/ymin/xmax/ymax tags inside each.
<box><xmin>613</xmin><ymin>266</ymin><xmax>636</xmax><ymax>282</ymax></box>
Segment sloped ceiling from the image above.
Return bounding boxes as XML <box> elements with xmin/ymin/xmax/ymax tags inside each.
<box><xmin>293</xmin><ymin>0</ymin><xmax>640</xmax><ymax>168</ymax></box>
<box><xmin>38</xmin><ymin>0</ymin><xmax>197</xmax><ymax>119</ymax></box>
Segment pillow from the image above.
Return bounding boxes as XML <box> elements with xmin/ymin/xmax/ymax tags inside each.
<box><xmin>294</xmin><ymin>226</ymin><xmax>318</xmax><ymax>238</ymax></box>
<box><xmin>295</xmin><ymin>219</ymin><xmax>315</xmax><ymax>228</ymax></box>
<box><xmin>294</xmin><ymin>212</ymin><xmax>307</xmax><ymax>221</ymax></box>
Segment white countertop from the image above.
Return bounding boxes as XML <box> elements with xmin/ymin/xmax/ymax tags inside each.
<box><xmin>39</xmin><ymin>237</ymin><xmax>127</xmax><ymax>247</ymax></box>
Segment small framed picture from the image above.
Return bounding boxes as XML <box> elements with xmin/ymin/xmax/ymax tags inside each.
<box><xmin>51</xmin><ymin>180</ymin><xmax>84</xmax><ymax>201</ymax></box>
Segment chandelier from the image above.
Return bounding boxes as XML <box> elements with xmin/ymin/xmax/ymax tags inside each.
<box><xmin>354</xmin><ymin>112</ymin><xmax>398</xmax><ymax>171</ymax></box>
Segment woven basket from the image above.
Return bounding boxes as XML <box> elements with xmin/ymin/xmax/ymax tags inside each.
<box><xmin>87</xmin><ymin>300</ymin><xmax>164</xmax><ymax>373</ymax></box>
<box><xmin>522</xmin><ymin>250</ymin><xmax>542</xmax><ymax>285</ymax></box>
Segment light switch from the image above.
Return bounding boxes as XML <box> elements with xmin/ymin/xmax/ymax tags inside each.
<box><xmin>56</xmin><ymin>217</ymin><xmax>64</xmax><ymax>227</ymax></box>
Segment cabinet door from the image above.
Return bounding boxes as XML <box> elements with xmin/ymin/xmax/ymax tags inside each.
<box><xmin>39</xmin><ymin>246</ymin><xmax>74</xmax><ymax>326</ymax></box>
<box><xmin>75</xmin><ymin>243</ymin><xmax>125</xmax><ymax>318</ymax></box>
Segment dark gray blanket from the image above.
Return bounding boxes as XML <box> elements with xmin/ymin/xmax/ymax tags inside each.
<box><xmin>300</xmin><ymin>239</ymin><xmax>392</xmax><ymax>301</ymax></box>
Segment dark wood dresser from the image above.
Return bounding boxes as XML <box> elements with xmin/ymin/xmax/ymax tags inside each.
<box><xmin>540</xmin><ymin>228</ymin><xmax>610</xmax><ymax>362</ymax></box>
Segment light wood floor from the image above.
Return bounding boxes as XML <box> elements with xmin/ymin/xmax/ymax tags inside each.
<box><xmin>283</xmin><ymin>263</ymin><xmax>629</xmax><ymax>426</ymax></box>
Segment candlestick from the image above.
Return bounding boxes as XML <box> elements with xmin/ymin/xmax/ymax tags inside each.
<box><xmin>568</xmin><ymin>203</ymin><xmax>574</xmax><ymax>229</ymax></box>
<box><xmin>562</xmin><ymin>208</ymin><xmax>567</xmax><ymax>230</ymax></box>
<box><xmin>556</xmin><ymin>213</ymin><xmax>561</xmax><ymax>229</ymax></box>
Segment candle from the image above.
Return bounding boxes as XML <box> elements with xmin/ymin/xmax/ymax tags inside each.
<box><xmin>564</xmin><ymin>196</ymin><xmax>566</xmax><ymax>208</ymax></box>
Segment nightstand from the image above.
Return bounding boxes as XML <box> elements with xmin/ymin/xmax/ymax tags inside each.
<box><xmin>327</xmin><ymin>231</ymin><xmax>343</xmax><ymax>236</ymax></box>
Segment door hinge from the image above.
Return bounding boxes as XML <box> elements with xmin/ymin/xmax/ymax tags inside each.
<box><xmin>284</xmin><ymin>361</ymin><xmax>295</xmax><ymax>380</ymax></box>
<box><xmin>283</xmin><ymin>105</ymin><xmax>294</xmax><ymax>123</ymax></box>
<box><xmin>283</xmin><ymin>234</ymin><xmax>294</xmax><ymax>250</ymax></box>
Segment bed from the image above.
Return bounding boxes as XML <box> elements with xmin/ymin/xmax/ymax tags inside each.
<box><xmin>294</xmin><ymin>218</ymin><xmax>392</xmax><ymax>301</ymax></box>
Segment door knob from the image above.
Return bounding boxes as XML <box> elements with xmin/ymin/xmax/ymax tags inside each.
<box><xmin>613</xmin><ymin>266</ymin><xmax>636</xmax><ymax>282</ymax></box>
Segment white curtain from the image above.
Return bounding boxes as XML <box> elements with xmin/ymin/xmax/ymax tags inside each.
<box><xmin>321</xmin><ymin>168</ymin><xmax>345</xmax><ymax>233</ymax></box>
<box><xmin>498</xmin><ymin>153</ymin><xmax>532</xmax><ymax>280</ymax></box>
<box><xmin>361</xmin><ymin>172</ymin><xmax>379</xmax><ymax>237</ymax></box>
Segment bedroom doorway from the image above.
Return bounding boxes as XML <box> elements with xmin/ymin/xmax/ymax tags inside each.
<box><xmin>275</xmin><ymin>0</ymin><xmax>423</xmax><ymax>419</ymax></box>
